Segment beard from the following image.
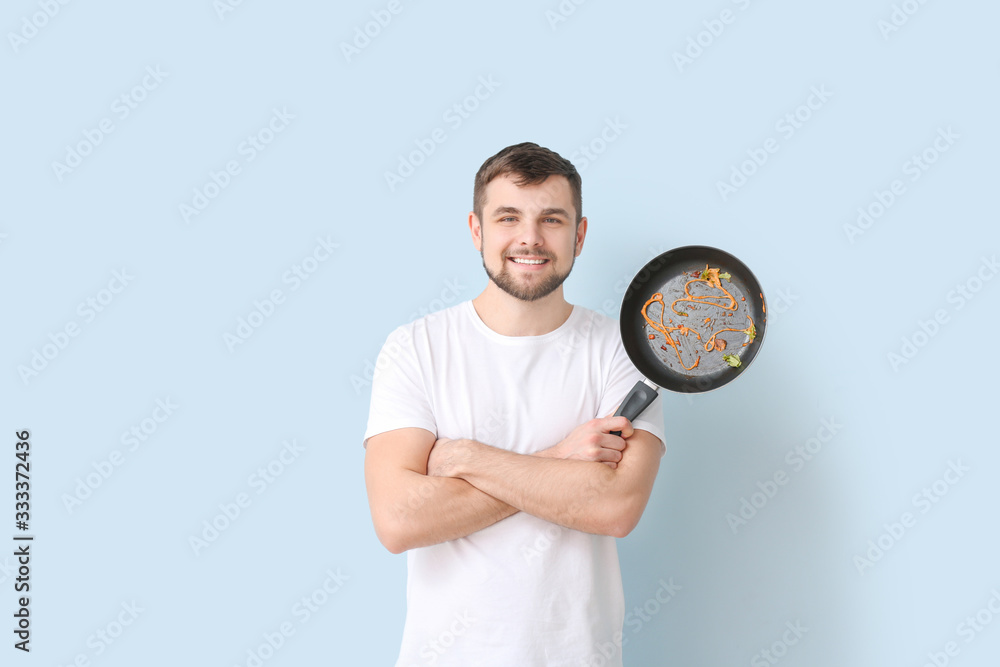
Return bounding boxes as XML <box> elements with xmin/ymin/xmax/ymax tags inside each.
<box><xmin>481</xmin><ymin>249</ymin><xmax>574</xmax><ymax>302</ymax></box>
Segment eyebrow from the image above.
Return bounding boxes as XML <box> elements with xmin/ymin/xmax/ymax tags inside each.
<box><xmin>539</xmin><ymin>208</ymin><xmax>570</xmax><ymax>218</ymax></box>
<box><xmin>490</xmin><ymin>206</ymin><xmax>571</xmax><ymax>218</ymax></box>
<box><xmin>491</xmin><ymin>206</ymin><xmax>521</xmax><ymax>217</ymax></box>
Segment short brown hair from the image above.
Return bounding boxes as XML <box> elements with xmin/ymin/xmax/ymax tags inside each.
<box><xmin>473</xmin><ymin>142</ymin><xmax>582</xmax><ymax>224</ymax></box>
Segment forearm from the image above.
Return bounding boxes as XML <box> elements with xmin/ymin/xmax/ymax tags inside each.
<box><xmin>442</xmin><ymin>440</ymin><xmax>651</xmax><ymax>537</ymax></box>
<box><xmin>369</xmin><ymin>467</ymin><xmax>519</xmax><ymax>553</ymax></box>
<box><xmin>369</xmin><ymin>444</ymin><xmax>570</xmax><ymax>552</ymax></box>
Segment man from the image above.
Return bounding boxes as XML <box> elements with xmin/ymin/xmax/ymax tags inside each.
<box><xmin>363</xmin><ymin>142</ymin><xmax>665</xmax><ymax>666</ymax></box>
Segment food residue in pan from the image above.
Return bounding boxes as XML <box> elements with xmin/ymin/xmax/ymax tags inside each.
<box><xmin>642</xmin><ymin>264</ymin><xmax>756</xmax><ymax>372</ymax></box>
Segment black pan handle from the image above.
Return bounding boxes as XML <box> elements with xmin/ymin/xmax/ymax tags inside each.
<box><xmin>611</xmin><ymin>379</ymin><xmax>660</xmax><ymax>436</ymax></box>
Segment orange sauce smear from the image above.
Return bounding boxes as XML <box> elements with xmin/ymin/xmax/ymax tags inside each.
<box><xmin>670</xmin><ymin>266</ymin><xmax>737</xmax><ymax>316</ymax></box>
<box><xmin>703</xmin><ymin>314</ymin><xmax>755</xmax><ymax>351</ymax></box>
<box><xmin>643</xmin><ymin>265</ymin><xmax>756</xmax><ymax>370</ymax></box>
<box><xmin>641</xmin><ymin>293</ymin><xmax>700</xmax><ymax>370</ymax></box>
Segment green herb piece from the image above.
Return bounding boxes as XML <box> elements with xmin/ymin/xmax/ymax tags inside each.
<box><xmin>676</xmin><ymin>311</ymin><xmax>688</xmax><ymax>317</ymax></box>
<box><xmin>723</xmin><ymin>354</ymin><xmax>741</xmax><ymax>368</ymax></box>
<box><xmin>720</xmin><ymin>272</ymin><xmax>731</xmax><ymax>281</ymax></box>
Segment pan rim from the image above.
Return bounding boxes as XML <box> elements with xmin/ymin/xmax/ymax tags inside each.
<box><xmin>619</xmin><ymin>245</ymin><xmax>767</xmax><ymax>394</ymax></box>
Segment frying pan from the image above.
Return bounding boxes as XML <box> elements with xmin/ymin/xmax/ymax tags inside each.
<box><xmin>612</xmin><ymin>245</ymin><xmax>767</xmax><ymax>432</ymax></box>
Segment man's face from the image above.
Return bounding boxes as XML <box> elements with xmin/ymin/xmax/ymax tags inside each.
<box><xmin>471</xmin><ymin>174</ymin><xmax>587</xmax><ymax>302</ymax></box>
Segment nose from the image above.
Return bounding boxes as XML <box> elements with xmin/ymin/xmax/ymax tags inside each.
<box><xmin>515</xmin><ymin>221</ymin><xmax>544</xmax><ymax>248</ymax></box>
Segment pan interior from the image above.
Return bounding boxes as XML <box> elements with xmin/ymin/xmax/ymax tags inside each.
<box><xmin>641</xmin><ymin>271</ymin><xmax>756</xmax><ymax>377</ymax></box>
<box><xmin>621</xmin><ymin>246</ymin><xmax>767</xmax><ymax>393</ymax></box>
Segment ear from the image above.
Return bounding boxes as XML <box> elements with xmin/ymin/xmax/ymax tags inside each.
<box><xmin>469</xmin><ymin>212</ymin><xmax>483</xmax><ymax>252</ymax></box>
<box><xmin>574</xmin><ymin>216</ymin><xmax>588</xmax><ymax>257</ymax></box>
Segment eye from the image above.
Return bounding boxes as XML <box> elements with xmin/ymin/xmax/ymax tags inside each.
<box><xmin>544</xmin><ymin>217</ymin><xmax>562</xmax><ymax>224</ymax></box>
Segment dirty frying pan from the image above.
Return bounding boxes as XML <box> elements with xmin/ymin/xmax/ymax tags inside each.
<box><xmin>612</xmin><ymin>246</ymin><xmax>767</xmax><ymax>432</ymax></box>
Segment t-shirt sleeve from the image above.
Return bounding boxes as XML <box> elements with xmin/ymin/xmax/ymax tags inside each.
<box><xmin>362</xmin><ymin>325</ymin><xmax>437</xmax><ymax>447</ymax></box>
<box><xmin>599</xmin><ymin>334</ymin><xmax>666</xmax><ymax>452</ymax></box>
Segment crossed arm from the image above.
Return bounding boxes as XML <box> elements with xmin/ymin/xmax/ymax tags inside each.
<box><xmin>364</xmin><ymin>416</ymin><xmax>662</xmax><ymax>554</ymax></box>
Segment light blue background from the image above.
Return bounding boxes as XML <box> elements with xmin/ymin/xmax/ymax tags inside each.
<box><xmin>3</xmin><ymin>1</ymin><xmax>999</xmax><ymax>665</ymax></box>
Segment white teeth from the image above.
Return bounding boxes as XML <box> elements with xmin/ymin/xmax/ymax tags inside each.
<box><xmin>511</xmin><ymin>258</ymin><xmax>546</xmax><ymax>264</ymax></box>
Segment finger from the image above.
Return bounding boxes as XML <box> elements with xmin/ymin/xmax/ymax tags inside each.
<box><xmin>600</xmin><ymin>416</ymin><xmax>632</xmax><ymax>434</ymax></box>
<box><xmin>602</xmin><ymin>460</ymin><xmax>618</xmax><ymax>469</ymax></box>
<box><xmin>598</xmin><ymin>434</ymin><xmax>628</xmax><ymax>451</ymax></box>
<box><xmin>598</xmin><ymin>447</ymin><xmax>624</xmax><ymax>463</ymax></box>
<box><xmin>601</xmin><ymin>417</ymin><xmax>634</xmax><ymax>440</ymax></box>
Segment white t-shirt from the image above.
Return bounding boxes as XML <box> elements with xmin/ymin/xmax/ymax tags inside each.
<box><xmin>364</xmin><ymin>300</ymin><xmax>665</xmax><ymax>667</ymax></box>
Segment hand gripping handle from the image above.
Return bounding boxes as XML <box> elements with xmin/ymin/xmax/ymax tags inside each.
<box><xmin>611</xmin><ymin>379</ymin><xmax>659</xmax><ymax>437</ymax></box>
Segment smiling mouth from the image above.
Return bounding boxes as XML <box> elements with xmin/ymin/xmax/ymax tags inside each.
<box><xmin>508</xmin><ymin>257</ymin><xmax>549</xmax><ymax>265</ymax></box>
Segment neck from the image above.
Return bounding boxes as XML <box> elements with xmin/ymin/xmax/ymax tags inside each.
<box><xmin>472</xmin><ymin>282</ymin><xmax>574</xmax><ymax>336</ymax></box>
